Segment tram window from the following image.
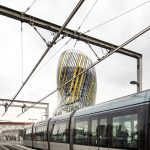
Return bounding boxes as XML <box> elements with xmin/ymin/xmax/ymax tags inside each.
<box><xmin>32</xmin><ymin>127</ymin><xmax>36</xmax><ymax>141</ymax></box>
<box><xmin>74</xmin><ymin>119</ymin><xmax>89</xmax><ymax>145</ymax></box>
<box><xmin>36</xmin><ymin>127</ymin><xmax>42</xmax><ymax>141</ymax></box>
<box><xmin>91</xmin><ymin>119</ymin><xmax>98</xmax><ymax>146</ymax></box>
<box><xmin>23</xmin><ymin>129</ymin><xmax>26</xmax><ymax>140</ymax></box>
<box><xmin>112</xmin><ymin>114</ymin><xmax>138</xmax><ymax>149</ymax></box>
<box><xmin>51</xmin><ymin>124</ymin><xmax>57</xmax><ymax>142</ymax></box>
<box><xmin>57</xmin><ymin>123</ymin><xmax>68</xmax><ymax>143</ymax></box>
<box><xmin>35</xmin><ymin>126</ymin><xmax>47</xmax><ymax>141</ymax></box>
<box><xmin>51</xmin><ymin>122</ymin><xmax>68</xmax><ymax>143</ymax></box>
<box><xmin>26</xmin><ymin>128</ymin><xmax>32</xmax><ymax>140</ymax></box>
<box><xmin>43</xmin><ymin>126</ymin><xmax>47</xmax><ymax>141</ymax></box>
<box><xmin>99</xmin><ymin>118</ymin><xmax>108</xmax><ymax>147</ymax></box>
<box><xmin>48</xmin><ymin>123</ymin><xmax>53</xmax><ymax>139</ymax></box>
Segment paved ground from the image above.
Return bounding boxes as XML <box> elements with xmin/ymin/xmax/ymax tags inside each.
<box><xmin>0</xmin><ymin>142</ymin><xmax>36</xmax><ymax>150</ymax></box>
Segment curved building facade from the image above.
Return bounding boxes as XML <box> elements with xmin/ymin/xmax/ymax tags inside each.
<box><xmin>54</xmin><ymin>50</ymin><xmax>97</xmax><ymax>116</ymax></box>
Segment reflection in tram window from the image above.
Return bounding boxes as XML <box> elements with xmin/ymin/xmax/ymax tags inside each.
<box><xmin>25</xmin><ymin>128</ymin><xmax>32</xmax><ymax>140</ymax></box>
<box><xmin>35</xmin><ymin>126</ymin><xmax>47</xmax><ymax>141</ymax></box>
<box><xmin>112</xmin><ymin>114</ymin><xmax>138</xmax><ymax>149</ymax></box>
<box><xmin>99</xmin><ymin>118</ymin><xmax>108</xmax><ymax>147</ymax></box>
<box><xmin>91</xmin><ymin>119</ymin><xmax>98</xmax><ymax>146</ymax></box>
<box><xmin>51</xmin><ymin>124</ymin><xmax>57</xmax><ymax>142</ymax></box>
<box><xmin>51</xmin><ymin>122</ymin><xmax>68</xmax><ymax>143</ymax></box>
<box><xmin>74</xmin><ymin>120</ymin><xmax>89</xmax><ymax>145</ymax></box>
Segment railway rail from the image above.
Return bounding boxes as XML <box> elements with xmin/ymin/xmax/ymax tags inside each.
<box><xmin>0</xmin><ymin>142</ymin><xmax>35</xmax><ymax>150</ymax></box>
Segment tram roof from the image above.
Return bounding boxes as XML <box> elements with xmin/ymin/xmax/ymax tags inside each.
<box><xmin>33</xmin><ymin>120</ymin><xmax>48</xmax><ymax>127</ymax></box>
<box><xmin>74</xmin><ymin>89</ymin><xmax>150</xmax><ymax>117</ymax></box>
<box><xmin>51</xmin><ymin>112</ymin><xmax>72</xmax><ymax>122</ymax></box>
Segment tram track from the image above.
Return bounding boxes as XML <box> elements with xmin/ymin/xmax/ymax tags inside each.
<box><xmin>0</xmin><ymin>145</ymin><xmax>8</xmax><ymax>150</ymax></box>
<box><xmin>0</xmin><ymin>144</ymin><xmax>34</xmax><ymax>150</ymax></box>
<box><xmin>3</xmin><ymin>145</ymin><xmax>21</xmax><ymax>150</ymax></box>
<box><xmin>12</xmin><ymin>145</ymin><xmax>31</xmax><ymax>150</ymax></box>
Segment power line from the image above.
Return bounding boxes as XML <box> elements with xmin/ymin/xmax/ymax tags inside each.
<box><xmin>31</xmin><ymin>24</ymin><xmax>48</xmax><ymax>45</ymax></box>
<box><xmin>73</xmin><ymin>39</ymin><xmax>78</xmax><ymax>49</ymax></box>
<box><xmin>24</xmin><ymin>0</ymin><xmax>37</xmax><ymax>14</ymax></box>
<box><xmin>2</xmin><ymin>0</ymin><xmax>85</xmax><ymax>117</ymax></box>
<box><xmin>34</xmin><ymin>0</ymin><xmax>98</xmax><ymax>72</ymax></box>
<box><xmin>87</xmin><ymin>43</ymin><xmax>100</xmax><ymax>60</ymax></box>
<box><xmin>32</xmin><ymin>37</ymin><xmax>72</xmax><ymax>77</ymax></box>
<box><xmin>17</xmin><ymin>25</ymin><xmax>150</xmax><ymax>117</ymax></box>
<box><xmin>77</xmin><ymin>0</ymin><xmax>98</xmax><ymax>31</ymax></box>
<box><xmin>84</xmin><ymin>0</ymin><xmax>150</xmax><ymax>34</ymax></box>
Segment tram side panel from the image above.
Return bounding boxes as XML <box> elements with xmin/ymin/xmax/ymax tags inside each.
<box><xmin>149</xmin><ymin>103</ymin><xmax>150</xmax><ymax>150</ymax></box>
<box><xmin>110</xmin><ymin>106</ymin><xmax>145</xmax><ymax>150</ymax></box>
<box><xmin>23</xmin><ymin>125</ymin><xmax>33</xmax><ymax>148</ymax></box>
<box><xmin>23</xmin><ymin>95</ymin><xmax>150</xmax><ymax>150</ymax></box>
<box><xmin>144</xmin><ymin>103</ymin><xmax>150</xmax><ymax>150</ymax></box>
<box><xmin>73</xmin><ymin>105</ymin><xmax>147</xmax><ymax>150</ymax></box>
<box><xmin>73</xmin><ymin>116</ymin><xmax>90</xmax><ymax>150</ymax></box>
<box><xmin>33</xmin><ymin>124</ymin><xmax>48</xmax><ymax>150</ymax></box>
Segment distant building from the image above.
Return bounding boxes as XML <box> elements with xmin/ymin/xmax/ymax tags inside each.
<box><xmin>0</xmin><ymin>122</ymin><xmax>32</xmax><ymax>142</ymax></box>
<box><xmin>54</xmin><ymin>50</ymin><xmax>97</xmax><ymax>115</ymax></box>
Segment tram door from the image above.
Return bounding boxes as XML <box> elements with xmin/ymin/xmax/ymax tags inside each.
<box><xmin>73</xmin><ymin>117</ymin><xmax>90</xmax><ymax>150</ymax></box>
<box><xmin>90</xmin><ymin>117</ymin><xmax>98</xmax><ymax>150</ymax></box>
<box><xmin>98</xmin><ymin>117</ymin><xmax>109</xmax><ymax>150</ymax></box>
<box><xmin>90</xmin><ymin>116</ymin><xmax>109</xmax><ymax>150</ymax></box>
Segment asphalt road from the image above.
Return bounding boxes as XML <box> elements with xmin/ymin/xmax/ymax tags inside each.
<box><xmin>0</xmin><ymin>142</ymin><xmax>36</xmax><ymax>150</ymax></box>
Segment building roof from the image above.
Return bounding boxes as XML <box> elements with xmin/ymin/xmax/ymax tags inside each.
<box><xmin>0</xmin><ymin>122</ymin><xmax>32</xmax><ymax>125</ymax></box>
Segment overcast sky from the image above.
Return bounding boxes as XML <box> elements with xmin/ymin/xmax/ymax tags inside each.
<box><xmin>0</xmin><ymin>0</ymin><xmax>150</xmax><ymax>122</ymax></box>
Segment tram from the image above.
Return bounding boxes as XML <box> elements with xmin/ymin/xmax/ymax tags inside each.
<box><xmin>23</xmin><ymin>89</ymin><xmax>150</xmax><ymax>150</ymax></box>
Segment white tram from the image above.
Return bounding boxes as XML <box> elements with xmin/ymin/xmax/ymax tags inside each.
<box><xmin>23</xmin><ymin>89</ymin><xmax>150</xmax><ymax>150</ymax></box>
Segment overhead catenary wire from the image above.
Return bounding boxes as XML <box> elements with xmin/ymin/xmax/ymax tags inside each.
<box><xmin>17</xmin><ymin>25</ymin><xmax>150</xmax><ymax>117</ymax></box>
<box><xmin>29</xmin><ymin>0</ymin><xmax>98</xmax><ymax>76</ymax></box>
<box><xmin>57</xmin><ymin>0</ymin><xmax>98</xmax><ymax>109</ymax></box>
<box><xmin>55</xmin><ymin>35</ymin><xmax>65</xmax><ymax>44</ymax></box>
<box><xmin>30</xmin><ymin>0</ymin><xmax>97</xmax><ymax>67</ymax></box>
<box><xmin>2</xmin><ymin>0</ymin><xmax>85</xmax><ymax>117</ymax></box>
<box><xmin>20</xmin><ymin>0</ymin><xmax>37</xmax><ymax>83</ymax></box>
<box><xmin>32</xmin><ymin>24</ymin><xmax>65</xmax><ymax>46</ymax></box>
<box><xmin>32</xmin><ymin>37</ymin><xmax>72</xmax><ymax>77</ymax></box>
<box><xmin>87</xmin><ymin>43</ymin><xmax>100</xmax><ymax>60</ymax></box>
<box><xmin>32</xmin><ymin>24</ymin><xmax>48</xmax><ymax>45</ymax></box>
<box><xmin>24</xmin><ymin>0</ymin><xmax>37</xmax><ymax>14</ymax></box>
<box><xmin>77</xmin><ymin>0</ymin><xmax>98</xmax><ymax>31</ymax></box>
<box><xmin>73</xmin><ymin>39</ymin><xmax>78</xmax><ymax>49</ymax></box>
<box><xmin>84</xmin><ymin>0</ymin><xmax>150</xmax><ymax>34</ymax></box>
<box><xmin>53</xmin><ymin>92</ymin><xmax>71</xmax><ymax>114</ymax></box>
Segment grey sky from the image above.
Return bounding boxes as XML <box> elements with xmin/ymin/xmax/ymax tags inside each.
<box><xmin>0</xmin><ymin>0</ymin><xmax>150</xmax><ymax>122</ymax></box>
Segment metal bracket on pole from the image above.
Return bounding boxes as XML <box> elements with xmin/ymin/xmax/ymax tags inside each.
<box><xmin>22</xmin><ymin>104</ymin><xmax>26</xmax><ymax>113</ymax></box>
<box><xmin>4</xmin><ymin>103</ymin><xmax>8</xmax><ymax>112</ymax></box>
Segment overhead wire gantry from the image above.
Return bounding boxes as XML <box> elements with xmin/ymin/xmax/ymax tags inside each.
<box><xmin>0</xmin><ymin>98</ymin><xmax>49</xmax><ymax>120</ymax></box>
<box><xmin>0</xmin><ymin>1</ymin><xmax>144</xmax><ymax>116</ymax></box>
<box><xmin>0</xmin><ymin>0</ymin><xmax>85</xmax><ymax>116</ymax></box>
